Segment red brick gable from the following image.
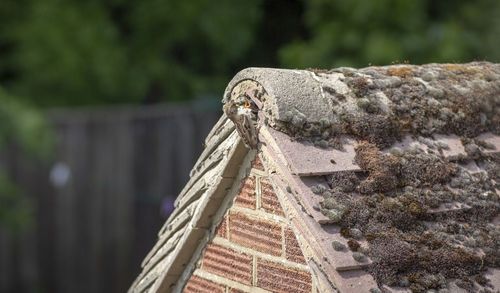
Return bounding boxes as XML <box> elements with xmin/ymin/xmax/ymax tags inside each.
<box><xmin>183</xmin><ymin>155</ymin><xmax>312</xmax><ymax>293</ymax></box>
<box><xmin>184</xmin><ymin>276</ymin><xmax>224</xmax><ymax>293</ymax></box>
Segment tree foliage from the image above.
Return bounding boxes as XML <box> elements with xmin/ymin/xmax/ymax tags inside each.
<box><xmin>1</xmin><ymin>0</ymin><xmax>499</xmax><ymax>107</ymax></box>
<box><xmin>280</xmin><ymin>0</ymin><xmax>500</xmax><ymax>68</ymax></box>
<box><xmin>0</xmin><ymin>88</ymin><xmax>52</xmax><ymax>231</ymax></box>
<box><xmin>0</xmin><ymin>88</ymin><xmax>52</xmax><ymax>155</ymax></box>
<box><xmin>0</xmin><ymin>172</ymin><xmax>32</xmax><ymax>232</ymax></box>
<box><xmin>1</xmin><ymin>0</ymin><xmax>262</xmax><ymax>106</ymax></box>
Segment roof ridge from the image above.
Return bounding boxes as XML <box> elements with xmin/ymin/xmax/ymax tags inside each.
<box><xmin>223</xmin><ymin>63</ymin><xmax>500</xmax><ymax>149</ymax></box>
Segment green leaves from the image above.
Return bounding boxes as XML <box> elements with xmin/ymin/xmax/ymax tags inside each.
<box><xmin>0</xmin><ymin>87</ymin><xmax>51</xmax><ymax>231</ymax></box>
<box><xmin>127</xmin><ymin>0</ymin><xmax>263</xmax><ymax>100</ymax></box>
<box><xmin>280</xmin><ymin>0</ymin><xmax>500</xmax><ymax>68</ymax></box>
<box><xmin>0</xmin><ymin>87</ymin><xmax>53</xmax><ymax>157</ymax></box>
<box><xmin>11</xmin><ymin>0</ymin><xmax>130</xmax><ymax>106</ymax></box>
<box><xmin>3</xmin><ymin>0</ymin><xmax>263</xmax><ymax>106</ymax></box>
<box><xmin>0</xmin><ymin>172</ymin><xmax>32</xmax><ymax>232</ymax></box>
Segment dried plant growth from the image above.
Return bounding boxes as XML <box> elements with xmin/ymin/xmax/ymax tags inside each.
<box><xmin>320</xmin><ymin>143</ymin><xmax>499</xmax><ymax>292</ymax></box>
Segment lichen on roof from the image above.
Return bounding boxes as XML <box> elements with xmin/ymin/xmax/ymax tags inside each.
<box><xmin>224</xmin><ymin>62</ymin><xmax>500</xmax><ymax>148</ymax></box>
<box><xmin>309</xmin><ymin>63</ymin><xmax>498</xmax><ymax>148</ymax></box>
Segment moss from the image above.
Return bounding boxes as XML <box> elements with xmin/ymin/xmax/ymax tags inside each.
<box><xmin>347</xmin><ymin>76</ymin><xmax>371</xmax><ymax>97</ymax></box>
<box><xmin>397</xmin><ymin>150</ymin><xmax>456</xmax><ymax>186</ymax></box>
<box><xmin>354</xmin><ymin>141</ymin><xmax>400</xmax><ymax>193</ymax></box>
<box><xmin>352</xmin><ymin>251</ymin><xmax>367</xmax><ymax>262</ymax></box>
<box><xmin>341</xmin><ymin>200</ymin><xmax>372</xmax><ymax>229</ymax></box>
<box><xmin>443</xmin><ymin>64</ymin><xmax>481</xmax><ymax>75</ymax></box>
<box><xmin>347</xmin><ymin>239</ymin><xmax>361</xmax><ymax>251</ymax></box>
<box><xmin>407</xmin><ymin>201</ymin><xmax>425</xmax><ymax>216</ymax></box>
<box><xmin>353</xmin><ymin>142</ymin><xmax>456</xmax><ymax>193</ymax></box>
<box><xmin>322</xmin><ymin>209</ymin><xmax>343</xmax><ymax>223</ymax></box>
<box><xmin>368</xmin><ymin>234</ymin><xmax>482</xmax><ymax>291</ymax></box>
<box><xmin>328</xmin><ymin>171</ymin><xmax>359</xmax><ymax>193</ymax></box>
<box><xmin>350</xmin><ymin>228</ymin><xmax>363</xmax><ymax>240</ymax></box>
<box><xmin>456</xmin><ymin>278</ymin><xmax>474</xmax><ymax>291</ymax></box>
<box><xmin>321</xmin><ymin>196</ymin><xmax>344</xmax><ymax>210</ymax></box>
<box><xmin>475</xmin><ymin>274</ymin><xmax>489</xmax><ymax>287</ymax></box>
<box><xmin>386</xmin><ymin>66</ymin><xmax>414</xmax><ymax>78</ymax></box>
<box><xmin>313</xmin><ymin>139</ymin><xmax>329</xmax><ymax>148</ymax></box>
<box><xmin>475</xmin><ymin>139</ymin><xmax>496</xmax><ymax>150</ymax></box>
<box><xmin>273</xmin><ymin>63</ymin><xmax>499</xmax><ymax>152</ymax></box>
<box><xmin>311</xmin><ymin>184</ymin><xmax>327</xmax><ymax>195</ymax></box>
<box><xmin>278</xmin><ymin>64</ymin><xmax>500</xmax><ymax>290</ymax></box>
<box><xmin>332</xmin><ymin>240</ymin><xmax>346</xmax><ymax>251</ymax></box>
<box><xmin>319</xmin><ymin>141</ymin><xmax>499</xmax><ymax>290</ymax></box>
<box><xmin>345</xmin><ymin>114</ymin><xmax>401</xmax><ymax>148</ymax></box>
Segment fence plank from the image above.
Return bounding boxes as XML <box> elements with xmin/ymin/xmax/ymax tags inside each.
<box><xmin>0</xmin><ymin>104</ymin><xmax>220</xmax><ymax>293</ymax></box>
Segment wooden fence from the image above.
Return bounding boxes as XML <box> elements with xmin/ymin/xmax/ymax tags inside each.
<box><xmin>0</xmin><ymin>104</ymin><xmax>221</xmax><ymax>293</ymax></box>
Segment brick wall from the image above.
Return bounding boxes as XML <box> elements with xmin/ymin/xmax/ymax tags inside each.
<box><xmin>184</xmin><ymin>155</ymin><xmax>313</xmax><ymax>293</ymax></box>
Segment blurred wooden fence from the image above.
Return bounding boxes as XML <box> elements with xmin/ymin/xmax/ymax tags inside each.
<box><xmin>0</xmin><ymin>104</ymin><xmax>221</xmax><ymax>293</ymax></box>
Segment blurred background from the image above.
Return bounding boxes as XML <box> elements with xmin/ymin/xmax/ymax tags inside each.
<box><xmin>0</xmin><ymin>0</ymin><xmax>499</xmax><ymax>292</ymax></box>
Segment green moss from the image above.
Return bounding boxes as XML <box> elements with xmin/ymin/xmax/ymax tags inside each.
<box><xmin>352</xmin><ymin>252</ymin><xmax>367</xmax><ymax>262</ymax></box>
<box><xmin>319</xmin><ymin>142</ymin><xmax>499</xmax><ymax>290</ymax></box>
<box><xmin>331</xmin><ymin>240</ymin><xmax>346</xmax><ymax>251</ymax></box>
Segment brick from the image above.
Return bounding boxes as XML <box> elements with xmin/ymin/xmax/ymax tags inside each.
<box><xmin>184</xmin><ymin>275</ymin><xmax>225</xmax><ymax>293</ymax></box>
<box><xmin>229</xmin><ymin>288</ymin><xmax>246</xmax><ymax>293</ymax></box>
<box><xmin>229</xmin><ymin>211</ymin><xmax>283</xmax><ymax>256</ymax></box>
<box><xmin>260</xmin><ymin>178</ymin><xmax>285</xmax><ymax>216</ymax></box>
<box><xmin>234</xmin><ymin>176</ymin><xmax>256</xmax><ymax>209</ymax></box>
<box><xmin>201</xmin><ymin>244</ymin><xmax>253</xmax><ymax>285</ymax></box>
<box><xmin>252</xmin><ymin>155</ymin><xmax>265</xmax><ymax>171</ymax></box>
<box><xmin>284</xmin><ymin>228</ymin><xmax>306</xmax><ymax>264</ymax></box>
<box><xmin>256</xmin><ymin>259</ymin><xmax>312</xmax><ymax>293</ymax></box>
<box><xmin>215</xmin><ymin>216</ymin><xmax>227</xmax><ymax>239</ymax></box>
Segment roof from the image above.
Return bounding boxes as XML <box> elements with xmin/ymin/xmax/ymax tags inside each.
<box><xmin>129</xmin><ymin>116</ymin><xmax>248</xmax><ymax>292</ymax></box>
<box><xmin>131</xmin><ymin>62</ymin><xmax>500</xmax><ymax>293</ymax></box>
